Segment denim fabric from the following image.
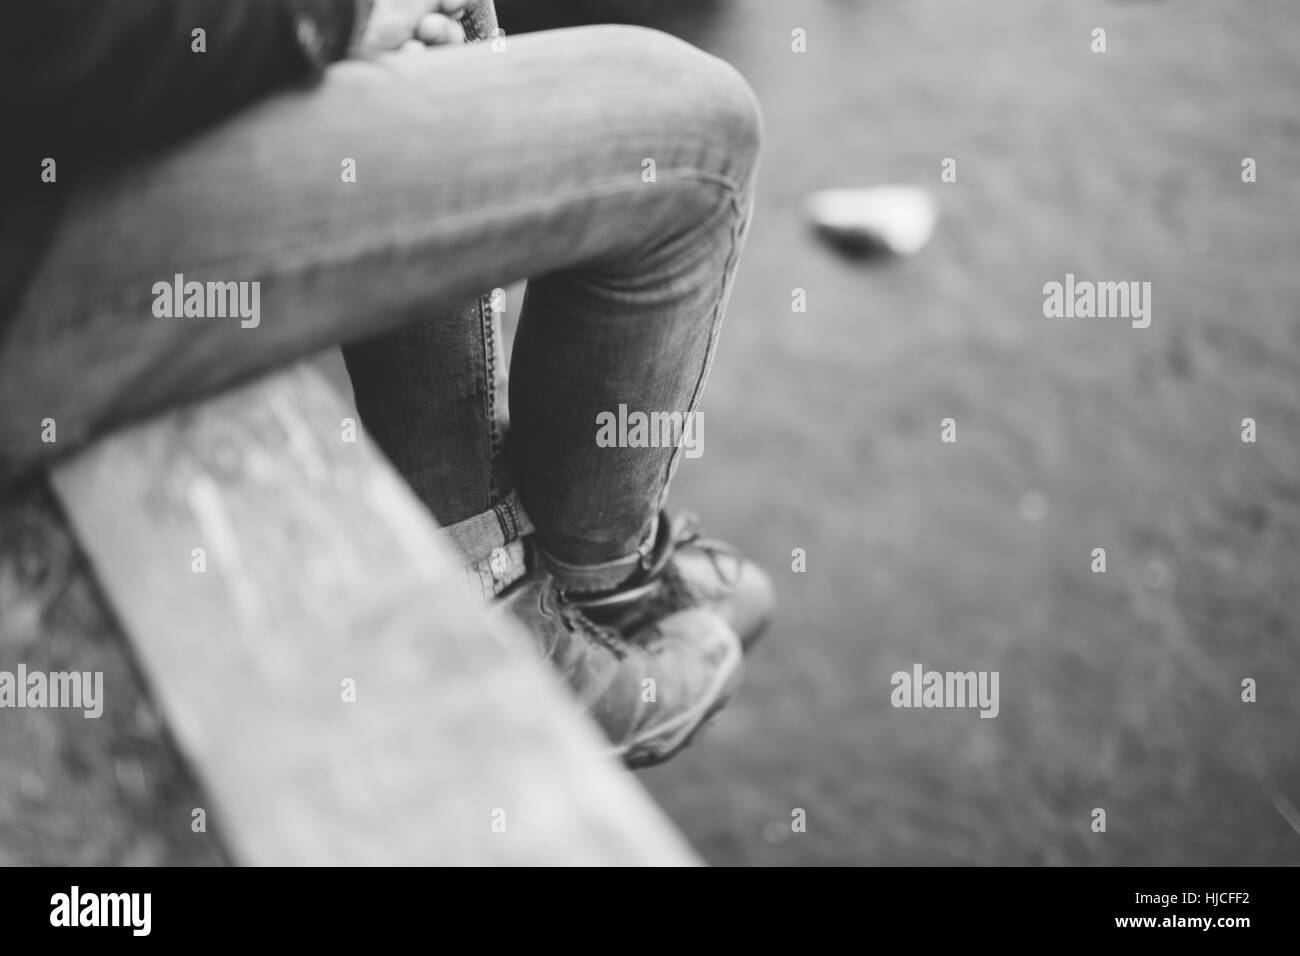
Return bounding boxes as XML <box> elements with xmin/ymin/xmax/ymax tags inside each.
<box><xmin>0</xmin><ymin>13</ymin><xmax>761</xmax><ymax>601</ymax></box>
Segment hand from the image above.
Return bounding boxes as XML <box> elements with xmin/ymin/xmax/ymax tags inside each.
<box><xmin>418</xmin><ymin>0</ymin><xmax>470</xmax><ymax>44</ymax></box>
<box><xmin>352</xmin><ymin>0</ymin><xmax>470</xmax><ymax>57</ymax></box>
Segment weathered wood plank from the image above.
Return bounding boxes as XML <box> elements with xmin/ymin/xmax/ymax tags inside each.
<box><xmin>46</xmin><ymin>362</ymin><xmax>698</xmax><ymax>866</ymax></box>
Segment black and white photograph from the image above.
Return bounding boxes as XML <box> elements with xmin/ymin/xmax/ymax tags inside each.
<box><xmin>0</xmin><ymin>0</ymin><xmax>1296</xmax><ymax>919</ymax></box>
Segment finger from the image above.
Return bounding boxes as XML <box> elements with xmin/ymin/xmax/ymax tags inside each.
<box><xmin>415</xmin><ymin>13</ymin><xmax>456</xmax><ymax>45</ymax></box>
<box><xmin>436</xmin><ymin>0</ymin><xmax>470</xmax><ymax>18</ymax></box>
<box><xmin>400</xmin><ymin>38</ymin><xmax>427</xmax><ymax>54</ymax></box>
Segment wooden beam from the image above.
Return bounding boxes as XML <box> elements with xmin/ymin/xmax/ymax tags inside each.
<box><xmin>47</xmin><ymin>362</ymin><xmax>698</xmax><ymax>866</ymax></box>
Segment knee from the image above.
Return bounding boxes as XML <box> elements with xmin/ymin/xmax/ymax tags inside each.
<box><xmin>588</xmin><ymin>26</ymin><xmax>763</xmax><ymax>187</ymax></box>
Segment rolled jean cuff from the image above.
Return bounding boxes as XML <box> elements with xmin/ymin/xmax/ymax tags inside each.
<box><xmin>442</xmin><ymin>489</ymin><xmax>534</xmax><ymax>602</ymax></box>
<box><xmin>460</xmin><ymin>537</ymin><xmax>528</xmax><ymax>603</ymax></box>
<box><xmin>534</xmin><ymin>512</ymin><xmax>660</xmax><ymax>594</ymax></box>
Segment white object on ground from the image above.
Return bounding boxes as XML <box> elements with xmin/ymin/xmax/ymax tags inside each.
<box><xmin>805</xmin><ymin>186</ymin><xmax>939</xmax><ymax>256</ymax></box>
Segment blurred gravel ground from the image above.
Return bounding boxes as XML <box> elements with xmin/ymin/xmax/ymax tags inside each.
<box><xmin>0</xmin><ymin>483</ymin><xmax>224</xmax><ymax>866</ymax></box>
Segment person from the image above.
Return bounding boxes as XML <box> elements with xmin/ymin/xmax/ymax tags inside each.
<box><xmin>0</xmin><ymin>0</ymin><xmax>773</xmax><ymax>766</ymax></box>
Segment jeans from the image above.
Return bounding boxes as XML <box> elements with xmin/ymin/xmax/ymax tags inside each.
<box><xmin>0</xmin><ymin>14</ymin><xmax>762</xmax><ymax>599</ymax></box>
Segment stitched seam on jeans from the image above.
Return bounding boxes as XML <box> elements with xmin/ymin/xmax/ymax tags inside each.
<box><xmin>493</xmin><ymin>499</ymin><xmax>513</xmax><ymax>542</ymax></box>
<box><xmin>28</xmin><ymin>170</ymin><xmax>748</xmax><ymax>321</ymax></box>
<box><xmin>479</xmin><ymin>290</ymin><xmax>505</xmax><ymax>504</ymax></box>
<box><xmin>656</xmin><ymin>179</ymin><xmax>751</xmax><ymax>505</ymax></box>
<box><xmin>503</xmin><ymin>495</ymin><xmax>521</xmax><ymax>539</ymax></box>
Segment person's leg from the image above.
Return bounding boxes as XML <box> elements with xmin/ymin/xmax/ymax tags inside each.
<box><xmin>509</xmin><ymin>159</ymin><xmax>755</xmax><ymax>589</ymax></box>
<box><xmin>342</xmin><ymin>286</ymin><xmax>535</xmax><ymax>606</ymax></box>
<box><xmin>343</xmin><ymin>295</ymin><xmax>509</xmax><ymax>528</ymax></box>
<box><xmin>0</xmin><ymin>26</ymin><xmax>761</xmax><ymax>594</ymax></box>
<box><xmin>340</xmin><ymin>1</ymin><xmax>511</xmax><ymax>539</ymax></box>
<box><xmin>0</xmin><ymin>22</ymin><xmax>766</xmax><ymax>765</ymax></box>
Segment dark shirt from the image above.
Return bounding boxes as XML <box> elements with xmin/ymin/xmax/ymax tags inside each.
<box><xmin>0</xmin><ymin>0</ymin><xmax>360</xmax><ymax>331</ymax></box>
